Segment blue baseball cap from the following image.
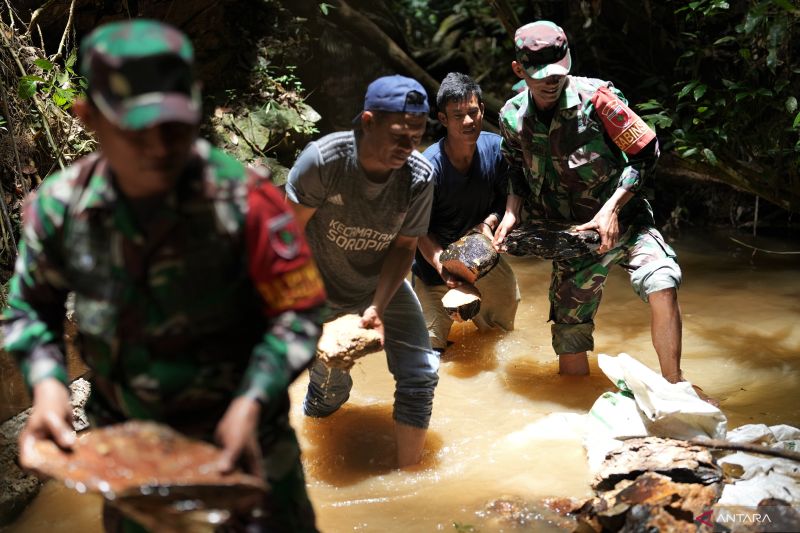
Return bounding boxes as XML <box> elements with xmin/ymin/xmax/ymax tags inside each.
<box><xmin>355</xmin><ymin>75</ymin><xmax>429</xmax><ymax>123</ymax></box>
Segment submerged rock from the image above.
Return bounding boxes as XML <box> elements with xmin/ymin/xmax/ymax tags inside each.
<box><xmin>503</xmin><ymin>220</ymin><xmax>600</xmax><ymax>260</ymax></box>
<box><xmin>316</xmin><ymin>314</ymin><xmax>383</xmax><ymax>370</ymax></box>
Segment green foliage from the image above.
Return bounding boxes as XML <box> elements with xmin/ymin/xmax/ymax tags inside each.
<box><xmin>17</xmin><ymin>50</ymin><xmax>86</xmax><ymax>110</ymax></box>
<box><xmin>452</xmin><ymin>523</ymin><xmax>477</xmax><ymax>532</ymax></box>
<box><xmin>665</xmin><ymin>0</ymin><xmax>799</xmax><ymax>169</ymax></box>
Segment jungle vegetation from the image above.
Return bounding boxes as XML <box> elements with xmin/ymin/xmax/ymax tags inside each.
<box><xmin>1</xmin><ymin>0</ymin><xmax>798</xmax><ymax>289</ymax></box>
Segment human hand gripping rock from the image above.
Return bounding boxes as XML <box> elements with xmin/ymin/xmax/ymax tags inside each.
<box><xmin>317</xmin><ymin>313</ymin><xmax>384</xmax><ymax>370</ymax></box>
<box><xmin>19</xmin><ymin>378</ymin><xmax>76</xmax><ymax>455</ymax></box>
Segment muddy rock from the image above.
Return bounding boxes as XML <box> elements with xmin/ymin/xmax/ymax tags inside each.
<box><xmin>316</xmin><ymin>314</ymin><xmax>383</xmax><ymax>370</ymax></box>
<box><xmin>595</xmin><ymin>436</ymin><xmax>722</xmax><ymax>491</ymax></box>
<box><xmin>577</xmin><ymin>472</ymin><xmax>719</xmax><ymax>532</ymax></box>
<box><xmin>0</xmin><ymin>377</ymin><xmax>91</xmax><ymax>526</ymax></box>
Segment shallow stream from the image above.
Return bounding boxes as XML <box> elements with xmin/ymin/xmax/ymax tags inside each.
<box><xmin>5</xmin><ymin>229</ymin><xmax>800</xmax><ymax>532</ymax></box>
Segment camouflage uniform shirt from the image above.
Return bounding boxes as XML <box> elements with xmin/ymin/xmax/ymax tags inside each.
<box><xmin>2</xmin><ymin>139</ymin><xmax>327</xmax><ymax>430</ymax></box>
<box><xmin>499</xmin><ymin>75</ymin><xmax>658</xmax><ymax>228</ymax></box>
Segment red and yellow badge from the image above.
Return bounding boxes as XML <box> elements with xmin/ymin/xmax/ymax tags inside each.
<box><xmin>268</xmin><ymin>212</ymin><xmax>301</xmax><ymax>260</ymax></box>
<box><xmin>257</xmin><ymin>261</ymin><xmax>326</xmax><ymax>313</ymax></box>
<box><xmin>591</xmin><ymin>86</ymin><xmax>656</xmax><ymax>155</ymax></box>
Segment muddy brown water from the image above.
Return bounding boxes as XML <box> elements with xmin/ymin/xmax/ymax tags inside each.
<box><xmin>4</xmin><ymin>229</ymin><xmax>800</xmax><ymax>532</ymax></box>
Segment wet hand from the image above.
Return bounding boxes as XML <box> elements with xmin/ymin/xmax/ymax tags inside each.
<box><xmin>575</xmin><ymin>208</ymin><xmax>619</xmax><ymax>254</ymax></box>
<box><xmin>492</xmin><ymin>213</ymin><xmax>517</xmax><ymax>251</ymax></box>
<box><xmin>214</xmin><ymin>396</ymin><xmax>263</xmax><ymax>477</ymax></box>
<box><xmin>360</xmin><ymin>305</ymin><xmax>385</xmax><ymax>344</ymax></box>
<box><xmin>20</xmin><ymin>378</ymin><xmax>75</xmax><ymax>452</ymax></box>
<box><xmin>471</xmin><ymin>222</ymin><xmax>495</xmax><ymax>241</ymax></box>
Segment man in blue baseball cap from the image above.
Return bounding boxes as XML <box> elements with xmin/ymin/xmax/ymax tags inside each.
<box><xmin>287</xmin><ymin>75</ymin><xmax>440</xmax><ymax>467</ymax></box>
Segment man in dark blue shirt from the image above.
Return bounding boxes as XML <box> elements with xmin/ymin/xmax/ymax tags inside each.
<box><xmin>412</xmin><ymin>73</ymin><xmax>520</xmax><ymax>352</ymax></box>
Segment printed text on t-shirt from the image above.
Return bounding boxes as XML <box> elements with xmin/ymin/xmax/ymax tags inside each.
<box><xmin>326</xmin><ymin>219</ymin><xmax>395</xmax><ymax>252</ymax></box>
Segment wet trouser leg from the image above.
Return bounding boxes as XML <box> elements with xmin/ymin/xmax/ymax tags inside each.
<box><xmin>412</xmin><ymin>276</ymin><xmax>451</xmax><ymax>351</ymax></box>
<box><xmin>549</xmin><ymin>227</ymin><xmax>682</xmax><ymax>355</ymax></box>
<box><xmin>383</xmin><ymin>280</ymin><xmax>440</xmax><ymax>428</ymax></box>
<box><xmin>303</xmin><ymin>281</ymin><xmax>439</xmax><ymax>428</ymax></box>
<box><xmin>413</xmin><ymin>255</ymin><xmax>520</xmax><ymax>350</ymax></box>
<box><xmin>472</xmin><ymin>255</ymin><xmax>521</xmax><ymax>333</ymax></box>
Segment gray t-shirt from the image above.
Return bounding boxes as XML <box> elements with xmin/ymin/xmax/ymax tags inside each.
<box><xmin>286</xmin><ymin>131</ymin><xmax>434</xmax><ymax>308</ymax></box>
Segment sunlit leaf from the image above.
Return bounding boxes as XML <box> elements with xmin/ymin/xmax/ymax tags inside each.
<box><xmin>702</xmin><ymin>148</ymin><xmax>718</xmax><ymax>165</ymax></box>
<box><xmin>65</xmin><ymin>50</ymin><xmax>77</xmax><ymax>70</ymax></box>
<box><xmin>743</xmin><ymin>12</ymin><xmax>762</xmax><ymax>34</ymax></box>
<box><xmin>766</xmin><ymin>48</ymin><xmax>778</xmax><ymax>71</ymax></box>
<box><xmin>34</xmin><ymin>58</ymin><xmax>53</xmax><ymax>71</ymax></box>
<box><xmin>677</xmin><ymin>81</ymin><xmax>698</xmax><ymax>100</ymax></box>
<box><xmin>681</xmin><ymin>147</ymin><xmax>699</xmax><ymax>157</ymax></box>
<box><xmin>18</xmin><ymin>76</ymin><xmax>43</xmax><ymax>99</ymax></box>
<box><xmin>785</xmin><ymin>97</ymin><xmax>797</xmax><ymax>114</ymax></box>
<box><xmin>693</xmin><ymin>84</ymin><xmax>707</xmax><ymax>100</ymax></box>
<box><xmin>793</xmin><ymin>111</ymin><xmax>800</xmax><ymax>129</ymax></box>
<box><xmin>713</xmin><ymin>36</ymin><xmax>735</xmax><ymax>45</ymax></box>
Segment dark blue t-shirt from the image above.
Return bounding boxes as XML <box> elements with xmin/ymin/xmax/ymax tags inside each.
<box><xmin>412</xmin><ymin>131</ymin><xmax>509</xmax><ymax>286</ymax></box>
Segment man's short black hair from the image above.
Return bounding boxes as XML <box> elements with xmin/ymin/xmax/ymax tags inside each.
<box><xmin>436</xmin><ymin>72</ymin><xmax>483</xmax><ymax>113</ymax></box>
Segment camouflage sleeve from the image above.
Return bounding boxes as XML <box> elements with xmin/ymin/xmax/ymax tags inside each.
<box><xmin>239</xmin><ymin>179</ymin><xmax>327</xmax><ymax>403</ymax></box>
<box><xmin>498</xmin><ymin>109</ymin><xmax>531</xmax><ymax>199</ymax></box>
<box><xmin>2</xmin><ymin>189</ymin><xmax>70</xmax><ymax>389</ymax></box>
<box><xmin>601</xmin><ymin>84</ymin><xmax>661</xmax><ymax>194</ymax></box>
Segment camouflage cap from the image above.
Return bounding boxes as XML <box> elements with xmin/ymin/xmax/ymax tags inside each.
<box><xmin>514</xmin><ymin>21</ymin><xmax>572</xmax><ymax>80</ymax></box>
<box><xmin>79</xmin><ymin>19</ymin><xmax>201</xmax><ymax>130</ymax></box>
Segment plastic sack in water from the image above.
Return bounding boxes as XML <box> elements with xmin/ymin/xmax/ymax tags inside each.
<box><xmin>590</xmin><ymin>353</ymin><xmax>726</xmax><ymax>441</ymax></box>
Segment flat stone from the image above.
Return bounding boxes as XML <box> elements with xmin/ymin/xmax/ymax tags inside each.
<box><xmin>594</xmin><ymin>436</ymin><xmax>722</xmax><ymax>491</ymax></box>
<box><xmin>19</xmin><ymin>420</ymin><xmax>267</xmax><ymax>529</ymax></box>
<box><xmin>503</xmin><ymin>220</ymin><xmax>600</xmax><ymax>260</ymax></box>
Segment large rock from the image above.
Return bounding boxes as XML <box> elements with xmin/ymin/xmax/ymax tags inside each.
<box><xmin>0</xmin><ymin>378</ymin><xmax>91</xmax><ymax>526</ymax></box>
<box><xmin>316</xmin><ymin>314</ymin><xmax>383</xmax><ymax>370</ymax></box>
<box><xmin>439</xmin><ymin>233</ymin><xmax>498</xmax><ymax>284</ymax></box>
<box><xmin>503</xmin><ymin>220</ymin><xmax>600</xmax><ymax>260</ymax></box>
<box><xmin>594</xmin><ymin>436</ymin><xmax>722</xmax><ymax>491</ymax></box>
<box><xmin>19</xmin><ymin>420</ymin><xmax>266</xmax><ymax>531</ymax></box>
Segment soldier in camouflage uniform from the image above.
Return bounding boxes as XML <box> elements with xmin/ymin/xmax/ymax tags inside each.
<box><xmin>493</xmin><ymin>21</ymin><xmax>715</xmax><ymax>403</ymax></box>
<box><xmin>2</xmin><ymin>20</ymin><xmax>328</xmax><ymax>531</ymax></box>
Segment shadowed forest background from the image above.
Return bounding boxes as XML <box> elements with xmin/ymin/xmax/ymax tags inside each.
<box><xmin>1</xmin><ymin>0</ymin><xmax>799</xmax><ymax>295</ymax></box>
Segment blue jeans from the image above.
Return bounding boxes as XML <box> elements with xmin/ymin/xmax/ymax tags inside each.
<box><xmin>303</xmin><ymin>280</ymin><xmax>440</xmax><ymax>428</ymax></box>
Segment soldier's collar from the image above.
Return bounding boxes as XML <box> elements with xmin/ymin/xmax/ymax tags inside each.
<box><xmin>78</xmin><ymin>157</ymin><xmax>118</xmax><ymax>210</ymax></box>
<box><xmin>561</xmin><ymin>77</ymin><xmax>580</xmax><ymax>109</ymax></box>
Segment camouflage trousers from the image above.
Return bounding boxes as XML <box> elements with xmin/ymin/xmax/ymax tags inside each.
<box><xmin>549</xmin><ymin>226</ymin><xmax>681</xmax><ymax>355</ymax></box>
